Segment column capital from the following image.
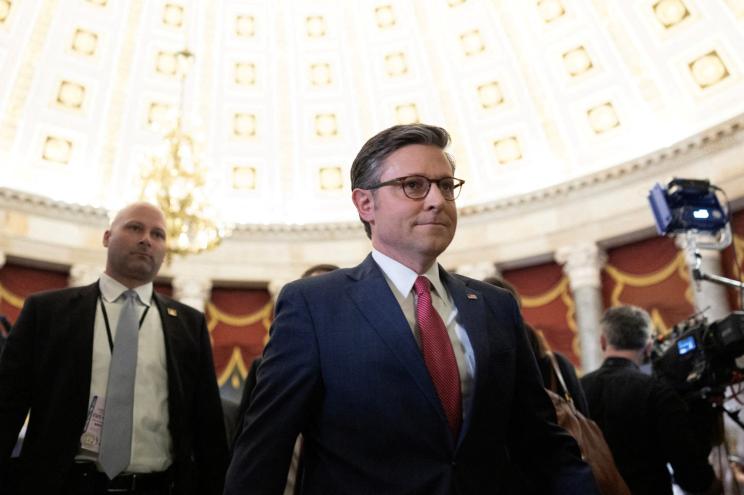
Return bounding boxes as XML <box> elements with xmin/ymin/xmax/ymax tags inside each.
<box><xmin>455</xmin><ymin>261</ymin><xmax>499</xmax><ymax>281</ymax></box>
<box><xmin>69</xmin><ymin>263</ymin><xmax>101</xmax><ymax>287</ymax></box>
<box><xmin>172</xmin><ymin>275</ymin><xmax>213</xmax><ymax>312</ymax></box>
<box><xmin>555</xmin><ymin>242</ymin><xmax>607</xmax><ymax>291</ymax></box>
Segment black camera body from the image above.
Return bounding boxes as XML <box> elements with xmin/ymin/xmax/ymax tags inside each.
<box><xmin>653</xmin><ymin>312</ymin><xmax>744</xmax><ymax>399</ymax></box>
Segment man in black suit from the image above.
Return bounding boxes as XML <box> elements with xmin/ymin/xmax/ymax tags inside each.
<box><xmin>226</xmin><ymin>124</ymin><xmax>599</xmax><ymax>494</ymax></box>
<box><xmin>0</xmin><ymin>202</ymin><xmax>227</xmax><ymax>494</ymax></box>
<box><xmin>580</xmin><ymin>305</ymin><xmax>719</xmax><ymax>495</ymax></box>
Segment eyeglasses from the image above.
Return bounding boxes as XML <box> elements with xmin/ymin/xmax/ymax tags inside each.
<box><xmin>366</xmin><ymin>175</ymin><xmax>465</xmax><ymax>201</ymax></box>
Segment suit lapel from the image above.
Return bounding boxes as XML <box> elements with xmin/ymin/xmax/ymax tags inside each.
<box><xmin>152</xmin><ymin>293</ymin><xmax>180</xmax><ymax>378</ymax></box>
<box><xmin>69</xmin><ymin>283</ymin><xmax>101</xmax><ymax>422</ymax></box>
<box><xmin>152</xmin><ymin>293</ymin><xmax>185</xmax><ymax>455</ymax></box>
<box><xmin>347</xmin><ymin>256</ymin><xmax>445</xmax><ymax>425</ymax></box>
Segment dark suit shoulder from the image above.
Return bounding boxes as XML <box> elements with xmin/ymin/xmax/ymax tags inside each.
<box><xmin>449</xmin><ymin>273</ymin><xmax>520</xmax><ymax>307</ymax></box>
<box><xmin>450</xmin><ymin>273</ymin><xmax>509</xmax><ymax>295</ymax></box>
<box><xmin>279</xmin><ymin>265</ymin><xmax>362</xmax><ymax>297</ymax></box>
<box><xmin>155</xmin><ymin>292</ymin><xmax>204</xmax><ymax>316</ymax></box>
<box><xmin>21</xmin><ymin>283</ymin><xmax>97</xmax><ymax>307</ymax></box>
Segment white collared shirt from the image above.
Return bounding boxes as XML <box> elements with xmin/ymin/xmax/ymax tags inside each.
<box><xmin>75</xmin><ymin>272</ymin><xmax>172</xmax><ymax>472</ymax></box>
<box><xmin>371</xmin><ymin>250</ymin><xmax>476</xmax><ymax>420</ymax></box>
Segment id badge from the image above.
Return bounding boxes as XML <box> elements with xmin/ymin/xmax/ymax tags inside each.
<box><xmin>79</xmin><ymin>395</ymin><xmax>105</xmax><ymax>454</ymax></box>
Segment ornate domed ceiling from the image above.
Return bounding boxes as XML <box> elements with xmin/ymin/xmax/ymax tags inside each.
<box><xmin>1</xmin><ymin>0</ymin><xmax>743</xmax><ymax>227</ymax></box>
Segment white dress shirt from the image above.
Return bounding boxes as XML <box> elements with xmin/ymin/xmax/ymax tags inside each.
<box><xmin>76</xmin><ymin>273</ymin><xmax>172</xmax><ymax>473</ymax></box>
<box><xmin>371</xmin><ymin>250</ymin><xmax>476</xmax><ymax>420</ymax></box>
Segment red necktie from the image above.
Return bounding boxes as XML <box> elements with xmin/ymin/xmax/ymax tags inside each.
<box><xmin>414</xmin><ymin>276</ymin><xmax>462</xmax><ymax>437</ymax></box>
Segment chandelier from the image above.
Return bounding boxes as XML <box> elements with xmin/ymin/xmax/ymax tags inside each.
<box><xmin>140</xmin><ymin>49</ymin><xmax>229</xmax><ymax>261</ymax></box>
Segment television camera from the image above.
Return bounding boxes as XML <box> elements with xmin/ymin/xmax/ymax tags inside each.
<box><xmin>648</xmin><ymin>178</ymin><xmax>744</xmax><ymax>403</ymax></box>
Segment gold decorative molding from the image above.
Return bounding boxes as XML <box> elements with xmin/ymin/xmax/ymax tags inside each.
<box><xmin>0</xmin><ymin>0</ymin><xmax>12</xmax><ymax>24</ymax></box>
<box><xmin>233</xmin><ymin>113</ymin><xmax>257</xmax><ymax>138</ymax></box>
<box><xmin>314</xmin><ymin>113</ymin><xmax>338</xmax><ymax>137</ymax></box>
<box><xmin>306</xmin><ymin>15</ymin><xmax>326</xmax><ymax>38</ymax></box>
<box><xmin>41</xmin><ymin>136</ymin><xmax>73</xmax><ymax>164</ymax></box>
<box><xmin>162</xmin><ymin>3</ymin><xmax>184</xmax><ymax>28</ymax></box>
<box><xmin>477</xmin><ymin>81</ymin><xmax>504</xmax><ymax>109</ymax></box>
<box><xmin>235</xmin><ymin>62</ymin><xmax>256</xmax><ymax>86</ymax></box>
<box><xmin>689</xmin><ymin>51</ymin><xmax>730</xmax><ymax>89</ymax></box>
<box><xmin>537</xmin><ymin>0</ymin><xmax>566</xmax><ymax>23</ymax></box>
<box><xmin>384</xmin><ymin>52</ymin><xmax>408</xmax><ymax>77</ymax></box>
<box><xmin>493</xmin><ymin>136</ymin><xmax>522</xmax><ymax>164</ymax></box>
<box><xmin>652</xmin><ymin>0</ymin><xmax>690</xmax><ymax>29</ymax></box>
<box><xmin>235</xmin><ymin>14</ymin><xmax>255</xmax><ymax>38</ymax></box>
<box><xmin>562</xmin><ymin>46</ymin><xmax>593</xmax><ymax>77</ymax></box>
<box><xmin>71</xmin><ymin>28</ymin><xmax>98</xmax><ymax>57</ymax></box>
<box><xmin>232</xmin><ymin>166</ymin><xmax>257</xmax><ymax>191</ymax></box>
<box><xmin>460</xmin><ymin>29</ymin><xmax>485</xmax><ymax>56</ymax></box>
<box><xmin>155</xmin><ymin>51</ymin><xmax>178</xmax><ymax>76</ymax></box>
<box><xmin>395</xmin><ymin>103</ymin><xmax>419</xmax><ymax>124</ymax></box>
<box><xmin>587</xmin><ymin>102</ymin><xmax>620</xmax><ymax>134</ymax></box>
<box><xmin>309</xmin><ymin>63</ymin><xmax>332</xmax><ymax>86</ymax></box>
<box><xmin>374</xmin><ymin>5</ymin><xmax>396</xmax><ymax>29</ymax></box>
<box><xmin>56</xmin><ymin>81</ymin><xmax>86</xmax><ymax>110</ymax></box>
<box><xmin>319</xmin><ymin>166</ymin><xmax>343</xmax><ymax>190</ymax></box>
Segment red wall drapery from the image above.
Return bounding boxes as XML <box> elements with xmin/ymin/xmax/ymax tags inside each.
<box><xmin>207</xmin><ymin>287</ymin><xmax>273</xmax><ymax>393</ymax></box>
<box><xmin>601</xmin><ymin>236</ymin><xmax>695</xmax><ymax>336</ymax></box>
<box><xmin>503</xmin><ymin>262</ymin><xmax>581</xmax><ymax>367</ymax></box>
<box><xmin>0</xmin><ymin>263</ymin><xmax>68</xmax><ymax>323</ymax></box>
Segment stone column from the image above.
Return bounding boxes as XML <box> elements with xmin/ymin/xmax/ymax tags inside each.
<box><xmin>455</xmin><ymin>261</ymin><xmax>499</xmax><ymax>281</ymax></box>
<box><xmin>172</xmin><ymin>275</ymin><xmax>212</xmax><ymax>312</ymax></box>
<box><xmin>68</xmin><ymin>263</ymin><xmax>100</xmax><ymax>287</ymax></box>
<box><xmin>555</xmin><ymin>242</ymin><xmax>607</xmax><ymax>372</ymax></box>
<box><xmin>676</xmin><ymin>237</ymin><xmax>731</xmax><ymax>321</ymax></box>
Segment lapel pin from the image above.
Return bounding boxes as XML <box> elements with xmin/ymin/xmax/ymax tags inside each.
<box><xmin>466</xmin><ymin>293</ymin><xmax>478</xmax><ymax>300</ymax></box>
<box><xmin>167</xmin><ymin>307</ymin><xmax>178</xmax><ymax>317</ymax></box>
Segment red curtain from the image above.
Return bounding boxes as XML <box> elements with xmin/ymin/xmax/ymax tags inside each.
<box><xmin>503</xmin><ymin>262</ymin><xmax>581</xmax><ymax>367</ymax></box>
<box><xmin>721</xmin><ymin>209</ymin><xmax>744</xmax><ymax>310</ymax></box>
<box><xmin>601</xmin><ymin>236</ymin><xmax>694</xmax><ymax>335</ymax></box>
<box><xmin>0</xmin><ymin>263</ymin><xmax>69</xmax><ymax>323</ymax></box>
<box><xmin>207</xmin><ymin>287</ymin><xmax>273</xmax><ymax>393</ymax></box>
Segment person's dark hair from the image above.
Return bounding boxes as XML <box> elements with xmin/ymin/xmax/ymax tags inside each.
<box><xmin>600</xmin><ymin>305</ymin><xmax>652</xmax><ymax>350</ymax></box>
<box><xmin>350</xmin><ymin>124</ymin><xmax>456</xmax><ymax>238</ymax></box>
<box><xmin>301</xmin><ymin>263</ymin><xmax>339</xmax><ymax>279</ymax></box>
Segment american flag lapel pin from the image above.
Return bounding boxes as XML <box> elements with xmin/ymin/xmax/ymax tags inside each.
<box><xmin>167</xmin><ymin>307</ymin><xmax>178</xmax><ymax>317</ymax></box>
<box><xmin>466</xmin><ymin>293</ymin><xmax>478</xmax><ymax>300</ymax></box>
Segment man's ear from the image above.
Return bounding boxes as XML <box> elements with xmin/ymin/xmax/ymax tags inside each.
<box><xmin>102</xmin><ymin>230</ymin><xmax>111</xmax><ymax>248</ymax></box>
<box><xmin>352</xmin><ymin>188</ymin><xmax>375</xmax><ymax>224</ymax></box>
<box><xmin>600</xmin><ymin>333</ymin><xmax>607</xmax><ymax>352</ymax></box>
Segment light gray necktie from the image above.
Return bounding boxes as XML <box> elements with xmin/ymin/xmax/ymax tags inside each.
<box><xmin>99</xmin><ymin>289</ymin><xmax>139</xmax><ymax>479</ymax></box>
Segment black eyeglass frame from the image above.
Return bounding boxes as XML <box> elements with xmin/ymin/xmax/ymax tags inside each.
<box><xmin>365</xmin><ymin>175</ymin><xmax>466</xmax><ymax>201</ymax></box>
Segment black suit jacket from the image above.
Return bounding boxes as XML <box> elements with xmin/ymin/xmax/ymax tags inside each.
<box><xmin>0</xmin><ymin>282</ymin><xmax>228</xmax><ymax>494</ymax></box>
<box><xmin>581</xmin><ymin>357</ymin><xmax>715</xmax><ymax>495</ymax></box>
<box><xmin>226</xmin><ymin>255</ymin><xmax>599</xmax><ymax>495</ymax></box>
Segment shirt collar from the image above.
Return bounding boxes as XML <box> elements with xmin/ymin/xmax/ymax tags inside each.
<box><xmin>99</xmin><ymin>272</ymin><xmax>153</xmax><ymax>307</ymax></box>
<box><xmin>371</xmin><ymin>249</ymin><xmax>447</xmax><ymax>300</ymax></box>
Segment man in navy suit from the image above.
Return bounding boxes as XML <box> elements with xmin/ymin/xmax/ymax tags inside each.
<box><xmin>226</xmin><ymin>124</ymin><xmax>599</xmax><ymax>494</ymax></box>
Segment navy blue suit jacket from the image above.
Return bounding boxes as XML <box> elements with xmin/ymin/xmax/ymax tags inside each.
<box><xmin>226</xmin><ymin>255</ymin><xmax>598</xmax><ymax>494</ymax></box>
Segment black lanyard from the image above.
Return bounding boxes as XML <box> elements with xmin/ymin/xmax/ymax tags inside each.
<box><xmin>99</xmin><ymin>295</ymin><xmax>150</xmax><ymax>353</ymax></box>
